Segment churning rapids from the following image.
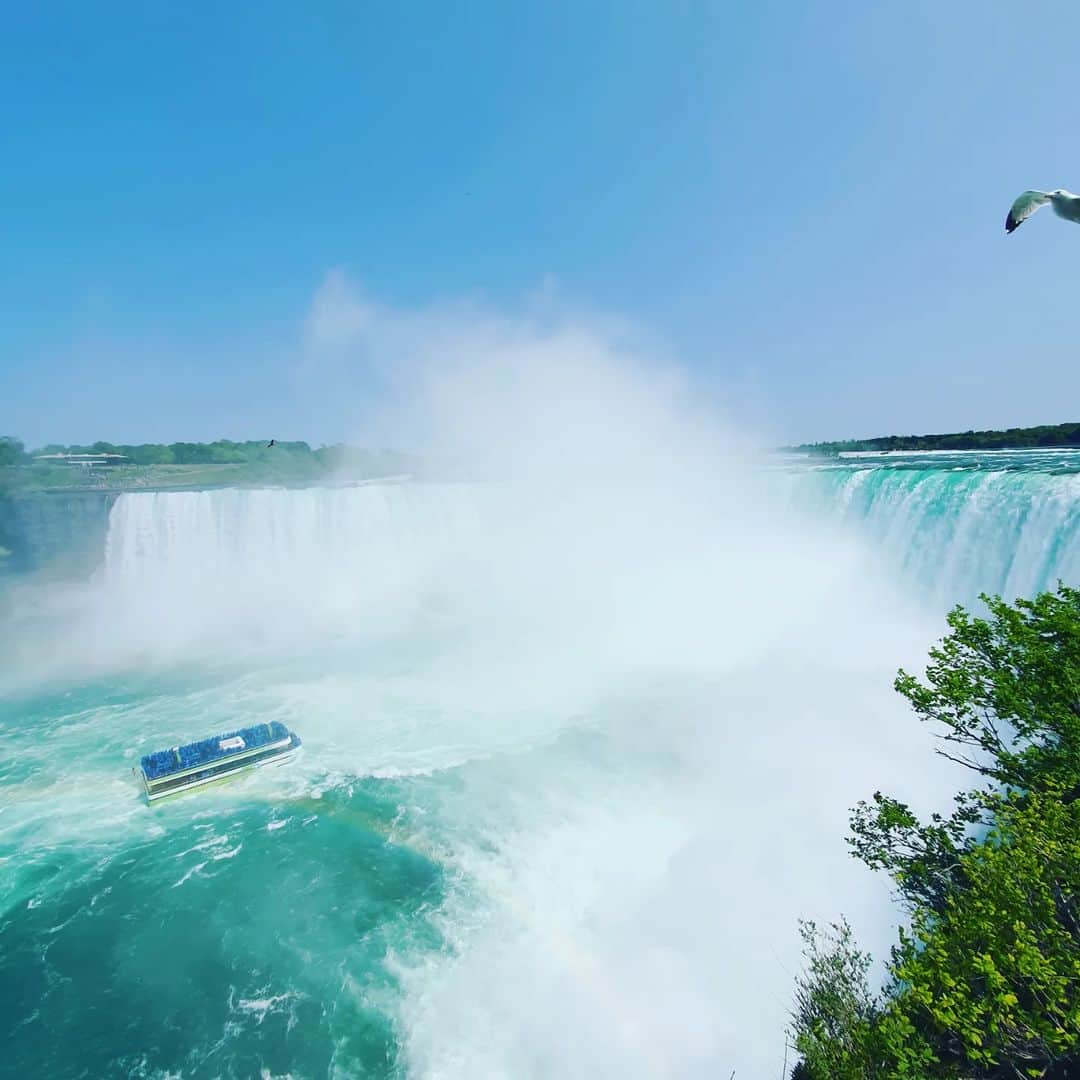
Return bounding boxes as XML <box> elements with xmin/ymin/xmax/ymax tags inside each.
<box><xmin>2</xmin><ymin>450</ymin><xmax>1078</xmax><ymax>1079</ymax></box>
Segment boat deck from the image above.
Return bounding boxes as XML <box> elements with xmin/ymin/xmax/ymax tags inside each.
<box><xmin>140</xmin><ymin>722</ymin><xmax>301</xmax><ymax>802</ymax></box>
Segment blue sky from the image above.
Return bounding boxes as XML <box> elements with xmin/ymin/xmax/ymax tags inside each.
<box><xmin>4</xmin><ymin>1</ymin><xmax>1080</xmax><ymax>448</ymax></box>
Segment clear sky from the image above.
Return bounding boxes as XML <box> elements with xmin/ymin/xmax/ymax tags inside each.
<box><xmin>4</xmin><ymin>1</ymin><xmax>1080</xmax><ymax>448</ymax></box>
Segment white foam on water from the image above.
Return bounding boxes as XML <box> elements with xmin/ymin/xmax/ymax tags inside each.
<box><xmin>171</xmin><ymin>861</ymin><xmax>207</xmax><ymax>888</ymax></box>
<box><xmin>233</xmin><ymin>990</ymin><xmax>303</xmax><ymax>1025</ymax></box>
<box><xmin>806</xmin><ymin>465</ymin><xmax>1080</xmax><ymax>605</ymax></box>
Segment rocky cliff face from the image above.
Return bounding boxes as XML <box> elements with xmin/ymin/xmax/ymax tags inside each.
<box><xmin>0</xmin><ymin>492</ymin><xmax>116</xmax><ymax>577</ymax></box>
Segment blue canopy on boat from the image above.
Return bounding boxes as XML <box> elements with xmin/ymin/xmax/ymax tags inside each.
<box><xmin>141</xmin><ymin>721</ymin><xmax>292</xmax><ymax>780</ymax></box>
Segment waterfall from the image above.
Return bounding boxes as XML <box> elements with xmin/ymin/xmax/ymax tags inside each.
<box><xmin>12</xmin><ymin>460</ymin><xmax>1076</xmax><ymax>1079</ymax></box>
<box><xmin>104</xmin><ymin>484</ymin><xmax>480</xmax><ymax>584</ymax></box>
<box><xmin>795</xmin><ymin>464</ymin><xmax>1080</xmax><ymax>605</ymax></box>
<box><xmin>98</xmin><ymin>464</ymin><xmax>1080</xmax><ymax>631</ymax></box>
<box><xmin>95</xmin><ymin>484</ymin><xmax>488</xmax><ymax>653</ymax></box>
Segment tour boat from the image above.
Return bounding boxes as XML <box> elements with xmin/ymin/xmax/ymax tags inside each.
<box><xmin>139</xmin><ymin>721</ymin><xmax>301</xmax><ymax>802</ymax></box>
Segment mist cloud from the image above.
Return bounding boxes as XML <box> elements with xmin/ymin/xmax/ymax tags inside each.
<box><xmin>2</xmin><ymin>275</ymin><xmax>960</xmax><ymax>1077</ymax></box>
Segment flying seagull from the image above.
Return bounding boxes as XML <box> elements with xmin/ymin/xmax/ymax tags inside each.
<box><xmin>1005</xmin><ymin>189</ymin><xmax>1080</xmax><ymax>233</ymax></box>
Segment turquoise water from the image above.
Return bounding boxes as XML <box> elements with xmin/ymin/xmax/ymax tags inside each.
<box><xmin>2</xmin><ymin>452</ymin><xmax>1078</xmax><ymax>1079</ymax></box>
<box><xmin>0</xmin><ymin>656</ymin><xmax>707</xmax><ymax>1079</ymax></box>
<box><xmin>0</xmin><ymin>669</ymin><xmax>437</xmax><ymax>1077</ymax></box>
<box><xmin>789</xmin><ymin>449</ymin><xmax>1080</xmax><ymax>605</ymax></box>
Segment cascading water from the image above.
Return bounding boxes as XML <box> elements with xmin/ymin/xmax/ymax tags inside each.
<box><xmin>103</xmin><ymin>455</ymin><xmax>1080</xmax><ymax>617</ymax></box>
<box><xmin>98</xmin><ymin>484</ymin><xmax>488</xmax><ymax>656</ymax></box>
<box><xmin>104</xmin><ymin>485</ymin><xmax>480</xmax><ymax>585</ymax></box>
<box><xmin>1</xmin><ymin>449</ymin><xmax>1077</xmax><ymax>1080</ymax></box>
<box><xmin>791</xmin><ymin>453</ymin><xmax>1080</xmax><ymax>605</ymax></box>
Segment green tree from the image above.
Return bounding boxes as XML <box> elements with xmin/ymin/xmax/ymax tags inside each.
<box><xmin>0</xmin><ymin>436</ymin><xmax>26</xmax><ymax>466</ymax></box>
<box><xmin>850</xmin><ymin>588</ymin><xmax>1080</xmax><ymax>914</ymax></box>
<box><xmin>791</xmin><ymin>919</ymin><xmax>892</xmax><ymax>1078</ymax></box>
<box><xmin>792</xmin><ymin>586</ymin><xmax>1080</xmax><ymax>1079</ymax></box>
<box><xmin>119</xmin><ymin>443</ymin><xmax>174</xmax><ymax>465</ymax></box>
<box><xmin>884</xmin><ymin>790</ymin><xmax>1080</xmax><ymax>1077</ymax></box>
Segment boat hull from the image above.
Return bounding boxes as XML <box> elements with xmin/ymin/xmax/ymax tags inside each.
<box><xmin>140</xmin><ymin>726</ymin><xmax>302</xmax><ymax>803</ymax></box>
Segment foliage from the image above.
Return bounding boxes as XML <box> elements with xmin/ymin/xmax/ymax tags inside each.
<box><xmin>0</xmin><ymin>436</ymin><xmax>27</xmax><ymax>467</ymax></box>
<box><xmin>888</xmin><ymin>790</ymin><xmax>1080</xmax><ymax>1077</ymax></box>
<box><xmin>850</xmin><ymin>588</ymin><xmax>1080</xmax><ymax>914</ymax></box>
<box><xmin>791</xmin><ymin>919</ymin><xmax>889</xmax><ymax>1079</ymax></box>
<box><xmin>791</xmin><ymin>586</ymin><xmax>1080</xmax><ymax>1079</ymax></box>
<box><xmin>0</xmin><ymin>435</ymin><xmax>422</xmax><ymax>493</ymax></box>
<box><xmin>794</xmin><ymin>422</ymin><xmax>1080</xmax><ymax>455</ymax></box>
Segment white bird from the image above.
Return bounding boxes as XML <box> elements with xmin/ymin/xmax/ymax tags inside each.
<box><xmin>1005</xmin><ymin>189</ymin><xmax>1080</xmax><ymax>234</ymax></box>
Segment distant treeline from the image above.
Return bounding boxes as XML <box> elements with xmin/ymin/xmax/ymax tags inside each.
<box><xmin>0</xmin><ymin>434</ymin><xmax>419</xmax><ymax>494</ymax></box>
<box><xmin>794</xmin><ymin>421</ymin><xmax>1080</xmax><ymax>455</ymax></box>
<box><xmin>0</xmin><ymin>435</ymin><xmax>419</xmax><ymax>482</ymax></box>
<box><xmin>34</xmin><ymin>438</ymin><xmax>314</xmax><ymax>465</ymax></box>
